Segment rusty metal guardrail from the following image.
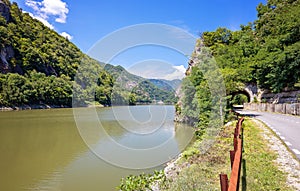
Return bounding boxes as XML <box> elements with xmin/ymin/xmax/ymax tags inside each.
<box><xmin>220</xmin><ymin>117</ymin><xmax>244</xmax><ymax>191</ymax></box>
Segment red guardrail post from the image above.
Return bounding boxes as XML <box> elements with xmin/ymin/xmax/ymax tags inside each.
<box><xmin>228</xmin><ymin>138</ymin><xmax>242</xmax><ymax>191</ymax></box>
<box><xmin>219</xmin><ymin>173</ymin><xmax>229</xmax><ymax>191</ymax></box>
<box><xmin>230</xmin><ymin>150</ymin><xmax>235</xmax><ymax>169</ymax></box>
<box><xmin>220</xmin><ymin>117</ymin><xmax>244</xmax><ymax>191</ymax></box>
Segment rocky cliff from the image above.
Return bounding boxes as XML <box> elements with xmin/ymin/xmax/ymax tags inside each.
<box><xmin>0</xmin><ymin>0</ymin><xmax>15</xmax><ymax>74</ymax></box>
<box><xmin>0</xmin><ymin>0</ymin><xmax>10</xmax><ymax>22</ymax></box>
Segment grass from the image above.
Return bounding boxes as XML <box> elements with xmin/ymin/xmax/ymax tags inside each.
<box><xmin>241</xmin><ymin>119</ymin><xmax>293</xmax><ymax>191</ymax></box>
<box><xmin>160</xmin><ymin>123</ymin><xmax>234</xmax><ymax>190</ymax></box>
<box><xmin>160</xmin><ymin>119</ymin><xmax>294</xmax><ymax>191</ymax></box>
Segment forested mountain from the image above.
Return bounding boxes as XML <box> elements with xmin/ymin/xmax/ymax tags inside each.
<box><xmin>0</xmin><ymin>0</ymin><xmax>111</xmax><ymax>107</ymax></box>
<box><xmin>0</xmin><ymin>0</ymin><xmax>177</xmax><ymax>107</ymax></box>
<box><xmin>177</xmin><ymin>0</ymin><xmax>300</xmax><ymax>129</ymax></box>
<box><xmin>0</xmin><ymin>0</ymin><xmax>177</xmax><ymax>108</ymax></box>
<box><xmin>104</xmin><ymin>64</ymin><xmax>177</xmax><ymax>104</ymax></box>
<box><xmin>149</xmin><ymin>79</ymin><xmax>181</xmax><ymax>92</ymax></box>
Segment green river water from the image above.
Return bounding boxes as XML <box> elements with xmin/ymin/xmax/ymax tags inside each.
<box><xmin>0</xmin><ymin>105</ymin><xmax>194</xmax><ymax>191</ymax></box>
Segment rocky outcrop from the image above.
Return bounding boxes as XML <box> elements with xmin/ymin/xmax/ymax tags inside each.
<box><xmin>0</xmin><ymin>0</ymin><xmax>14</xmax><ymax>74</ymax></box>
<box><xmin>0</xmin><ymin>104</ymin><xmax>71</xmax><ymax>111</ymax></box>
<box><xmin>0</xmin><ymin>0</ymin><xmax>10</xmax><ymax>22</ymax></box>
<box><xmin>0</xmin><ymin>45</ymin><xmax>14</xmax><ymax>73</ymax></box>
<box><xmin>185</xmin><ymin>40</ymin><xmax>203</xmax><ymax>76</ymax></box>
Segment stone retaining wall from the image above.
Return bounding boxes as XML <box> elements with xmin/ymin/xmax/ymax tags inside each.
<box><xmin>261</xmin><ymin>90</ymin><xmax>300</xmax><ymax>104</ymax></box>
<box><xmin>244</xmin><ymin>103</ymin><xmax>300</xmax><ymax>115</ymax></box>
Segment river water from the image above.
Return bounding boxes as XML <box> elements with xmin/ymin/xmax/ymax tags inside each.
<box><xmin>0</xmin><ymin>105</ymin><xmax>194</xmax><ymax>191</ymax></box>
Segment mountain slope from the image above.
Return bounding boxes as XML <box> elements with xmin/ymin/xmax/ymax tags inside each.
<box><xmin>0</xmin><ymin>1</ymin><xmax>177</xmax><ymax>107</ymax></box>
<box><xmin>149</xmin><ymin>79</ymin><xmax>181</xmax><ymax>92</ymax></box>
<box><xmin>0</xmin><ymin>1</ymin><xmax>112</xmax><ymax>107</ymax></box>
<box><xmin>104</xmin><ymin>64</ymin><xmax>177</xmax><ymax>104</ymax></box>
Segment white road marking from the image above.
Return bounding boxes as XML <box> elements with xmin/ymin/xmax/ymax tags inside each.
<box><xmin>292</xmin><ymin>149</ymin><xmax>300</xmax><ymax>155</ymax></box>
<box><xmin>285</xmin><ymin>142</ymin><xmax>292</xmax><ymax>146</ymax></box>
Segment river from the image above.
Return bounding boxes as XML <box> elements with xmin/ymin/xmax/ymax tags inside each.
<box><xmin>0</xmin><ymin>105</ymin><xmax>194</xmax><ymax>191</ymax></box>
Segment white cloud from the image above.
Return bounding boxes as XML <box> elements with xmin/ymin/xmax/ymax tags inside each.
<box><xmin>25</xmin><ymin>0</ymin><xmax>41</xmax><ymax>12</ymax></box>
<box><xmin>25</xmin><ymin>0</ymin><xmax>69</xmax><ymax>23</ymax></box>
<box><xmin>128</xmin><ymin>61</ymin><xmax>186</xmax><ymax>80</ymax></box>
<box><xmin>27</xmin><ymin>12</ymin><xmax>54</xmax><ymax>29</ymax></box>
<box><xmin>164</xmin><ymin>65</ymin><xmax>186</xmax><ymax>80</ymax></box>
<box><xmin>60</xmin><ymin>32</ymin><xmax>73</xmax><ymax>40</ymax></box>
<box><xmin>173</xmin><ymin>65</ymin><xmax>186</xmax><ymax>73</ymax></box>
<box><xmin>41</xmin><ymin>0</ymin><xmax>68</xmax><ymax>23</ymax></box>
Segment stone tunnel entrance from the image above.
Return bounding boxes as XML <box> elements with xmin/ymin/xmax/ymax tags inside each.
<box><xmin>231</xmin><ymin>91</ymin><xmax>251</xmax><ymax>105</ymax></box>
<box><xmin>230</xmin><ymin>83</ymin><xmax>260</xmax><ymax>106</ymax></box>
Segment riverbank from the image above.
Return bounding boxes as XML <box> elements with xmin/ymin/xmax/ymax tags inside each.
<box><xmin>0</xmin><ymin>103</ymin><xmax>173</xmax><ymax>111</ymax></box>
<box><xmin>0</xmin><ymin>104</ymin><xmax>71</xmax><ymax>111</ymax></box>
<box><xmin>118</xmin><ymin>118</ymin><xmax>300</xmax><ymax>190</ymax></box>
<box><xmin>0</xmin><ymin>103</ymin><xmax>107</xmax><ymax>111</ymax></box>
<box><xmin>159</xmin><ymin>118</ymin><xmax>299</xmax><ymax>190</ymax></box>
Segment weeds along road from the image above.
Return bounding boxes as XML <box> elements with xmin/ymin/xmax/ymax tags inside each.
<box><xmin>235</xmin><ymin>110</ymin><xmax>300</xmax><ymax>160</ymax></box>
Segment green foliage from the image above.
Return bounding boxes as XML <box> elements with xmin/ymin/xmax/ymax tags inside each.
<box><xmin>0</xmin><ymin>1</ymin><xmax>116</xmax><ymax>107</ymax></box>
<box><xmin>231</xmin><ymin>94</ymin><xmax>248</xmax><ymax>105</ymax></box>
<box><xmin>179</xmin><ymin>77</ymin><xmax>199</xmax><ymax>124</ymax></box>
<box><xmin>201</xmin><ymin>0</ymin><xmax>300</xmax><ymax>93</ymax></box>
<box><xmin>0</xmin><ymin>71</ymin><xmax>72</xmax><ymax>106</ymax></box>
<box><xmin>0</xmin><ymin>73</ymin><xmax>29</xmax><ymax>105</ymax></box>
<box><xmin>181</xmin><ymin>143</ymin><xmax>200</xmax><ymax>159</ymax></box>
<box><xmin>177</xmin><ymin>46</ymin><xmax>226</xmax><ymax>138</ymax></box>
<box><xmin>176</xmin><ymin>0</ymin><xmax>300</xmax><ymax>135</ymax></box>
<box><xmin>3</xmin><ymin>2</ymin><xmax>84</xmax><ymax>78</ymax></box>
<box><xmin>118</xmin><ymin>170</ymin><xmax>166</xmax><ymax>191</ymax></box>
<box><xmin>175</xmin><ymin>103</ymin><xmax>181</xmax><ymax>114</ymax></box>
<box><xmin>253</xmin><ymin>96</ymin><xmax>259</xmax><ymax>103</ymax></box>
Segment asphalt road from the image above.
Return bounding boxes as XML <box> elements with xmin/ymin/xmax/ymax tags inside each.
<box><xmin>235</xmin><ymin>109</ymin><xmax>300</xmax><ymax>160</ymax></box>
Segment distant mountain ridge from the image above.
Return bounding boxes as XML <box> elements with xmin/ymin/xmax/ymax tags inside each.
<box><xmin>149</xmin><ymin>79</ymin><xmax>181</xmax><ymax>91</ymax></box>
<box><xmin>103</xmin><ymin>64</ymin><xmax>178</xmax><ymax>104</ymax></box>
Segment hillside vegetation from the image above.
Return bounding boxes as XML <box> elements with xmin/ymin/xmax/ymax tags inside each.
<box><xmin>104</xmin><ymin>64</ymin><xmax>177</xmax><ymax>105</ymax></box>
<box><xmin>0</xmin><ymin>0</ymin><xmax>176</xmax><ymax>107</ymax></box>
<box><xmin>0</xmin><ymin>0</ymin><xmax>107</xmax><ymax>107</ymax></box>
<box><xmin>177</xmin><ymin>0</ymin><xmax>300</xmax><ymax>129</ymax></box>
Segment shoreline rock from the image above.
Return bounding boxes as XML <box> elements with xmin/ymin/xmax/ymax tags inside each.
<box><xmin>0</xmin><ymin>104</ymin><xmax>71</xmax><ymax>111</ymax></box>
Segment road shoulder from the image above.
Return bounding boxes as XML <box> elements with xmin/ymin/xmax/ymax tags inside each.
<box><xmin>250</xmin><ymin>118</ymin><xmax>300</xmax><ymax>190</ymax></box>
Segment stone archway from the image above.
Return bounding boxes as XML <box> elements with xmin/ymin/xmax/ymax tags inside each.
<box><xmin>230</xmin><ymin>83</ymin><xmax>261</xmax><ymax>104</ymax></box>
<box><xmin>231</xmin><ymin>91</ymin><xmax>251</xmax><ymax>103</ymax></box>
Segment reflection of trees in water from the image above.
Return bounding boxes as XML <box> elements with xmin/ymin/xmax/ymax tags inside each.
<box><xmin>174</xmin><ymin>123</ymin><xmax>195</xmax><ymax>151</ymax></box>
<box><xmin>102</xmin><ymin>121</ymin><xmax>127</xmax><ymax>139</ymax></box>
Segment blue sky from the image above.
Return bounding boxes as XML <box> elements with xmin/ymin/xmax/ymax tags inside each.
<box><xmin>13</xmin><ymin>0</ymin><xmax>266</xmax><ymax>80</ymax></box>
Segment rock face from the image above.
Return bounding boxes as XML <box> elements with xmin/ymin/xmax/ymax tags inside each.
<box><xmin>0</xmin><ymin>0</ymin><xmax>10</xmax><ymax>22</ymax></box>
<box><xmin>0</xmin><ymin>1</ymin><xmax>16</xmax><ymax>74</ymax></box>
<box><xmin>0</xmin><ymin>45</ymin><xmax>14</xmax><ymax>73</ymax></box>
<box><xmin>185</xmin><ymin>40</ymin><xmax>203</xmax><ymax>76</ymax></box>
